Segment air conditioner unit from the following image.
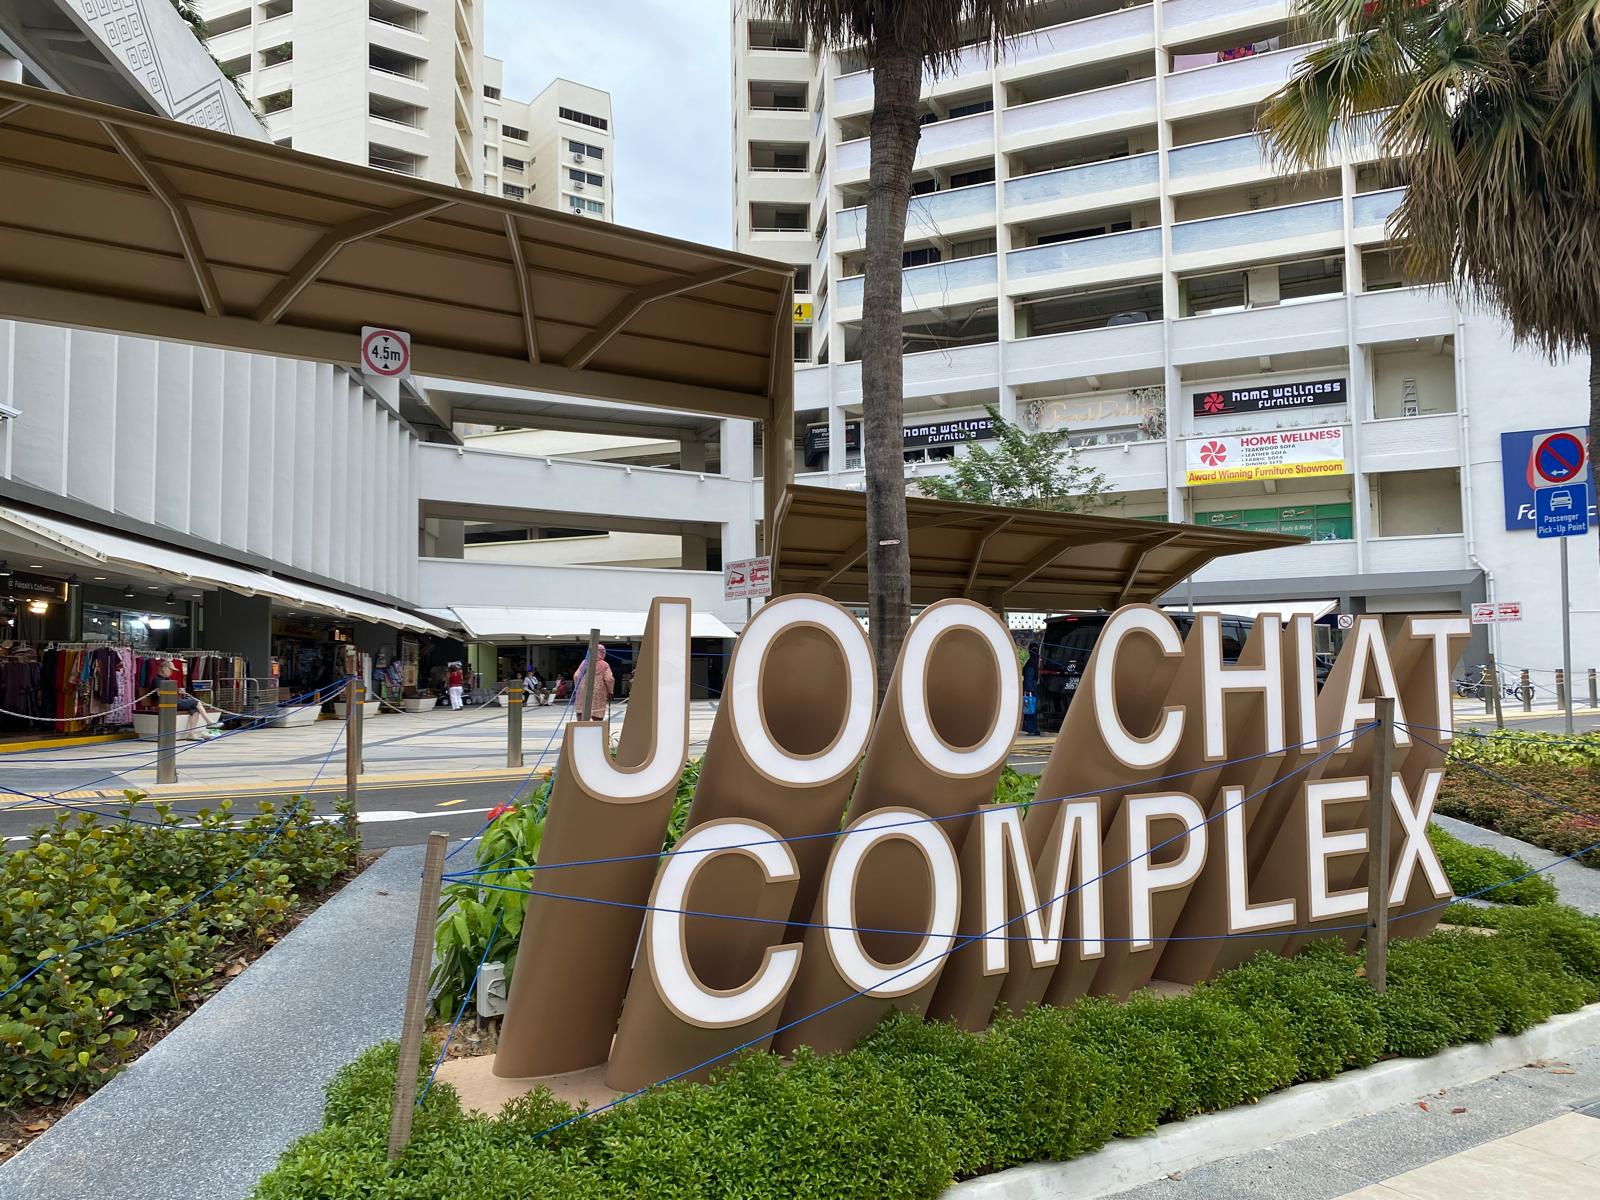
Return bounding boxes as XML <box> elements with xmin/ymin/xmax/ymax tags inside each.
<box><xmin>574</xmin><ymin>180</ymin><xmax>585</xmax><ymax>191</ymax></box>
<box><xmin>572</xmin><ymin>151</ymin><xmax>585</xmax><ymax>162</ymax></box>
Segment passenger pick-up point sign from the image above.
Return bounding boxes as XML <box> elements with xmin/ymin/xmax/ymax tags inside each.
<box><xmin>488</xmin><ymin>595</ymin><xmax>1469</xmax><ymax>1098</ymax></box>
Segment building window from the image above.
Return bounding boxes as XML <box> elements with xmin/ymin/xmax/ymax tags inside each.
<box><xmin>559</xmin><ymin>106</ymin><xmax>608</xmax><ymax>131</ymax></box>
<box><xmin>484</xmin><ymin>85</ymin><xmax>501</xmax><ymax>99</ymax></box>
<box><xmin>503</xmin><ymin>124</ymin><xmax>528</xmax><ymax>141</ymax></box>
<box><xmin>261</xmin><ymin>89</ymin><xmax>292</xmax><ymax>114</ymax></box>
<box><xmin>948</xmin><ymin>165</ymin><xmax>996</xmax><ymax>188</ymax></box>
<box><xmin>569</xmin><ymin>196</ymin><xmax>605</xmax><ymax>214</ymax></box>
<box><xmin>946</xmin><ymin>99</ymin><xmax>995</xmax><ymax>119</ymax></box>
<box><xmin>902</xmin><ymin>246</ymin><xmax>942</xmax><ymax>268</ymax></box>
<box><xmin>504</xmin><ymin>184</ymin><xmax>526</xmax><ymax>199</ymax></box>
<box><xmin>259</xmin><ymin>42</ymin><xmax>292</xmax><ymax>68</ymax></box>
<box><xmin>504</xmin><ymin>156</ymin><xmax>526</xmax><ymax>173</ymax></box>
<box><xmin>793</xmin><ymin>265</ymin><xmax>811</xmax><ymax>292</ymax></box>
<box><xmin>566</xmin><ymin>138</ymin><xmax>604</xmax><ymax>160</ymax></box>
<box><xmin>567</xmin><ymin>168</ymin><xmax>603</xmax><ymax>187</ymax></box>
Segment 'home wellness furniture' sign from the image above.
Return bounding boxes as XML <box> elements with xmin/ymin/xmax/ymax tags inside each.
<box><xmin>494</xmin><ymin>597</ymin><xmax>1468</xmax><ymax>1091</ymax></box>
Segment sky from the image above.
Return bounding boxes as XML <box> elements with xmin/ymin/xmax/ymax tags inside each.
<box><xmin>487</xmin><ymin>1</ymin><xmax>735</xmax><ymax>248</ymax></box>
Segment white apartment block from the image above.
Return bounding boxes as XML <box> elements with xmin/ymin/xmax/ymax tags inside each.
<box><xmin>732</xmin><ymin>0</ymin><xmax>1600</xmax><ymax>674</ymax></box>
<box><xmin>482</xmin><ymin>60</ymin><xmax>614</xmax><ymax>219</ymax></box>
<box><xmin>198</xmin><ymin>0</ymin><xmax>484</xmax><ymax>186</ymax></box>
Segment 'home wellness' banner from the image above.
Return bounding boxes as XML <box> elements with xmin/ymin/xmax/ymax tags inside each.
<box><xmin>1185</xmin><ymin>426</ymin><xmax>1346</xmax><ymax>486</ymax></box>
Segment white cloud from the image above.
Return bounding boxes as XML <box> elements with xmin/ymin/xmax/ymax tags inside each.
<box><xmin>486</xmin><ymin>0</ymin><xmax>733</xmax><ymax>248</ymax></box>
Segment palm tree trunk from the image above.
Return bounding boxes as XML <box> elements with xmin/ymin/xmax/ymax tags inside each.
<box><xmin>861</xmin><ymin>47</ymin><xmax>921</xmax><ymax>705</ymax></box>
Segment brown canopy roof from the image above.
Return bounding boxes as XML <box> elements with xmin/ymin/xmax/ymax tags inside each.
<box><xmin>0</xmin><ymin>78</ymin><xmax>796</xmax><ymax>525</ymax></box>
<box><xmin>769</xmin><ymin>485</ymin><xmax>1304</xmax><ymax>611</ymax></box>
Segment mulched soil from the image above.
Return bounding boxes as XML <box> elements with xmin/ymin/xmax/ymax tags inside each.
<box><xmin>0</xmin><ymin>850</ymin><xmax>382</xmax><ymax>1165</ymax></box>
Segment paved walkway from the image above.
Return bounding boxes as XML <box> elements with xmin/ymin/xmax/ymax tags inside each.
<box><xmin>0</xmin><ymin>698</ymin><xmax>723</xmax><ymax>800</ymax></box>
<box><xmin>1337</xmin><ymin>1111</ymin><xmax>1600</xmax><ymax>1199</ymax></box>
<box><xmin>0</xmin><ymin>847</ymin><xmax>424</xmax><ymax>1200</ymax></box>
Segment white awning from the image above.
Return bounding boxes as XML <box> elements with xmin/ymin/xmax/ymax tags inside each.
<box><xmin>0</xmin><ymin>505</ymin><xmax>443</xmax><ymax>634</ymax></box>
<box><xmin>1166</xmin><ymin>600</ymin><xmax>1339</xmax><ymax>623</ymax></box>
<box><xmin>449</xmin><ymin>606</ymin><xmax>737</xmax><ymax>643</ymax></box>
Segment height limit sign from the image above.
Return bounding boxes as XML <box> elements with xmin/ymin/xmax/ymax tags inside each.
<box><xmin>360</xmin><ymin>327</ymin><xmax>412</xmax><ymax>381</ymax></box>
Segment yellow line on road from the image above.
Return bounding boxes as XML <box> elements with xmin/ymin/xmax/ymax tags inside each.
<box><xmin>435</xmin><ymin>798</ymin><xmax>469</xmax><ymax>807</ymax></box>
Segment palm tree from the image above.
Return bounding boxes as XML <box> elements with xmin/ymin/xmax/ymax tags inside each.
<box><xmin>760</xmin><ymin>1</ymin><xmax>1039</xmax><ymax>700</ymax></box>
<box><xmin>1259</xmin><ymin>0</ymin><xmax>1600</xmax><ymax>563</ymax></box>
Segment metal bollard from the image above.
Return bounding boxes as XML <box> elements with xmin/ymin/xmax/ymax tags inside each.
<box><xmin>507</xmin><ymin>682</ymin><xmax>524</xmax><ymax>768</ymax></box>
<box><xmin>1556</xmin><ymin>669</ymin><xmax>1567</xmax><ymax>712</ymax></box>
<box><xmin>1487</xmin><ymin>652</ymin><xmax>1504</xmax><ymax>730</ymax></box>
<box><xmin>1521</xmin><ymin>669</ymin><xmax>1533</xmax><ymax>713</ymax></box>
<box><xmin>156</xmin><ymin>677</ymin><xmax>178</xmax><ymax>785</ymax></box>
<box><xmin>1590</xmin><ymin>668</ymin><xmax>1598</xmax><ymax>710</ymax></box>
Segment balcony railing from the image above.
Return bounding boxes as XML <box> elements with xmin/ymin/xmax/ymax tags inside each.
<box><xmin>1006</xmin><ymin>227</ymin><xmax>1162</xmax><ymax>283</ymax></box>
<box><xmin>1168</xmin><ymin>131</ymin><xmax>1268</xmax><ymax>179</ymax></box>
<box><xmin>1171</xmin><ymin>197</ymin><xmax>1342</xmax><ymax>256</ymax></box>
<box><xmin>1163</xmin><ymin>45</ymin><xmax>1306</xmax><ymax>109</ymax></box>
<box><xmin>1009</xmin><ymin>4</ymin><xmax>1154</xmax><ymax>67</ymax></box>
<box><xmin>1003</xmin><ymin>77</ymin><xmax>1157</xmax><ymax>140</ymax></box>
<box><xmin>1353</xmin><ymin>187</ymin><xmax>1404</xmax><ymax>232</ymax></box>
<box><xmin>835</xmin><ymin>253</ymin><xmax>999</xmax><ymax>310</ymax></box>
<box><xmin>837</xmin><ymin>181</ymin><xmax>996</xmax><ymax>244</ymax></box>
<box><xmin>1004</xmin><ymin>152</ymin><xmax>1159</xmax><ymax>211</ymax></box>
<box><xmin>1162</xmin><ymin>0</ymin><xmax>1288</xmax><ymax>35</ymax></box>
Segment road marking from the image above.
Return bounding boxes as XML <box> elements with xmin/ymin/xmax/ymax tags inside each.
<box><xmin>356</xmin><ymin>807</ymin><xmax>495</xmax><ymax>824</ymax></box>
<box><xmin>435</xmin><ymin>798</ymin><xmax>468</xmax><ymax>807</ymax></box>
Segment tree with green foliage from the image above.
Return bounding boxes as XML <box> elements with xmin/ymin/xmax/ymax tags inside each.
<box><xmin>919</xmin><ymin>405</ymin><xmax>1114</xmax><ymax>513</ymax></box>
<box><xmin>1259</xmin><ymin>0</ymin><xmax>1600</xmax><ymax>564</ymax></box>
<box><xmin>760</xmin><ymin>2</ymin><xmax>1042</xmax><ymax>703</ymax></box>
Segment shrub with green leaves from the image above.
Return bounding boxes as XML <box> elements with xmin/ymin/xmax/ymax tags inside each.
<box><xmin>1439</xmin><ymin>737</ymin><xmax>1600</xmax><ymax>868</ymax></box>
<box><xmin>257</xmin><ymin>905</ymin><xmax>1600</xmax><ymax>1200</ymax></box>
<box><xmin>1427</xmin><ymin>823</ymin><xmax>1559</xmax><ymax>905</ymax></box>
<box><xmin>0</xmin><ymin>797</ymin><xmax>359</xmax><ymax>1109</ymax></box>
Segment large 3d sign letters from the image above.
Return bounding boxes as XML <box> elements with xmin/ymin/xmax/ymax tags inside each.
<box><xmin>491</xmin><ymin>598</ymin><xmax>1471</xmax><ymax>1093</ymax></box>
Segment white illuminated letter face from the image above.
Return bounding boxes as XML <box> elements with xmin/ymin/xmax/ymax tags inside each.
<box><xmin>1288</xmin><ymin>613</ymin><xmax>1319</xmax><ymax>750</ymax></box>
<box><xmin>1200</xmin><ymin>614</ymin><xmax>1285</xmax><ymax>761</ymax></box>
<box><xmin>728</xmin><ymin>595</ymin><xmax>875</xmax><ymax>786</ymax></box>
<box><xmin>1305</xmin><ymin>778</ymin><xmax>1369</xmax><ymax>920</ymax></box>
<box><xmin>1388</xmin><ymin>768</ymin><xmax>1449</xmax><ymax>905</ymax></box>
<box><xmin>900</xmin><ymin>600</ymin><xmax>1021</xmax><ymax>777</ymax></box>
<box><xmin>1222</xmin><ymin>786</ymin><xmax>1295</xmax><ymax>932</ymax></box>
<box><xmin>569</xmin><ymin>598</ymin><xmax>689</xmax><ymax>800</ymax></box>
<box><xmin>649</xmin><ymin>820</ymin><xmax>802</xmax><ymax>1028</ymax></box>
<box><xmin>1408</xmin><ymin>618</ymin><xmax>1471</xmax><ymax>743</ymax></box>
<box><xmin>978</xmin><ymin>801</ymin><xmax>1102</xmax><ymax>974</ymax></box>
<box><xmin>1126</xmin><ymin>793</ymin><xmax>1207</xmax><ymax>949</ymax></box>
<box><xmin>1091</xmin><ymin>607</ymin><xmax>1186</xmax><ymax>768</ymax></box>
<box><xmin>1336</xmin><ymin>618</ymin><xmax>1411</xmax><ymax>748</ymax></box>
<box><xmin>824</xmin><ymin>808</ymin><xmax>960</xmax><ymax>997</ymax></box>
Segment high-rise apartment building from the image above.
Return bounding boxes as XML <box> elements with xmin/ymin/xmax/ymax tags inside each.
<box><xmin>482</xmin><ymin>59</ymin><xmax>614</xmax><ymax>220</ymax></box>
<box><xmin>731</xmin><ymin>0</ymin><xmax>1597</xmax><ymax>671</ymax></box>
<box><xmin>198</xmin><ymin>0</ymin><xmax>484</xmax><ymax>187</ymax></box>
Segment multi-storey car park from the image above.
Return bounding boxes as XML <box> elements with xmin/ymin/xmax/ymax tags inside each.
<box><xmin>730</xmin><ymin>0</ymin><xmax>1599</xmax><ymax>673</ymax></box>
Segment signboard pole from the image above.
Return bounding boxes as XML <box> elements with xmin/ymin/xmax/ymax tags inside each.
<box><xmin>1561</xmin><ymin>537</ymin><xmax>1574</xmax><ymax>735</ymax></box>
<box><xmin>579</xmin><ymin>627</ymin><xmax>600</xmax><ymax>720</ymax></box>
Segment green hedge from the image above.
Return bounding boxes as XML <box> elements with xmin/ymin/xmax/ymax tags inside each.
<box><xmin>1426</xmin><ymin>823</ymin><xmax>1559</xmax><ymax>906</ymax></box>
<box><xmin>0</xmin><ymin>798</ymin><xmax>359</xmax><ymax>1109</ymax></box>
<box><xmin>255</xmin><ymin>905</ymin><xmax>1600</xmax><ymax>1200</ymax></box>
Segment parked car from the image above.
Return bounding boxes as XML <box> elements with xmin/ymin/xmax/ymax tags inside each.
<box><xmin>1029</xmin><ymin>612</ymin><xmax>1332</xmax><ymax>733</ymax></box>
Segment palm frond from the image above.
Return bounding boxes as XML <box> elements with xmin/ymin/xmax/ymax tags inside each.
<box><xmin>756</xmin><ymin>0</ymin><xmax>1042</xmax><ymax>71</ymax></box>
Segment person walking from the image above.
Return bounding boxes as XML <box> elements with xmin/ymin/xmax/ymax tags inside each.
<box><xmin>571</xmin><ymin>644</ymin><xmax>615</xmax><ymax>722</ymax></box>
<box><xmin>446</xmin><ymin>662</ymin><xmax>465</xmax><ymax>711</ymax></box>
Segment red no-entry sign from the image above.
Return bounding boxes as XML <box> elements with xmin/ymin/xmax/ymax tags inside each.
<box><xmin>1531</xmin><ymin>429</ymin><xmax>1586</xmax><ymax>487</ymax></box>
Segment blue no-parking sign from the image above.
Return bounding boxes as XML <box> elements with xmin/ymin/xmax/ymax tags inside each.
<box><xmin>1536</xmin><ymin>483</ymin><xmax>1590</xmax><ymax>538</ymax></box>
<box><xmin>1500</xmin><ymin>425</ymin><xmax>1595</xmax><ymax>529</ymax></box>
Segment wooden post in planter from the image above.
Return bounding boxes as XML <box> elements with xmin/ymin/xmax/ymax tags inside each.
<box><xmin>389</xmin><ymin>831</ymin><xmax>448</xmax><ymax>1160</ymax></box>
<box><xmin>578</xmin><ymin>627</ymin><xmax>600</xmax><ymax>721</ymax></box>
<box><xmin>344</xmin><ymin>646</ymin><xmax>362</xmax><ymax>805</ymax></box>
<box><xmin>1365</xmin><ymin>696</ymin><xmax>1395</xmax><ymax>994</ymax></box>
<box><xmin>1487</xmin><ymin>652</ymin><xmax>1504</xmax><ymax>729</ymax></box>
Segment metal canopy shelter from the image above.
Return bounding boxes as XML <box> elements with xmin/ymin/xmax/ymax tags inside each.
<box><xmin>769</xmin><ymin>486</ymin><xmax>1305</xmax><ymax>612</ymax></box>
<box><xmin>0</xmin><ymin>80</ymin><xmax>797</xmax><ymax>530</ymax></box>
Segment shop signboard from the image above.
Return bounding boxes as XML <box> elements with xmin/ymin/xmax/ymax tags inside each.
<box><xmin>491</xmin><ymin>596</ymin><xmax>1468</xmax><ymax>1095</ymax></box>
<box><xmin>1192</xmin><ymin>378</ymin><xmax>1346</xmax><ymax>418</ymax></box>
<box><xmin>1500</xmin><ymin>425</ymin><xmax>1595</xmax><ymax>530</ymax></box>
<box><xmin>1184</xmin><ymin>426</ymin><xmax>1346</xmax><ymax>486</ymax></box>
<box><xmin>803</xmin><ymin>416</ymin><xmax>996</xmax><ymax>468</ymax></box>
<box><xmin>4</xmin><ymin>572</ymin><xmax>68</xmax><ymax>601</ymax></box>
